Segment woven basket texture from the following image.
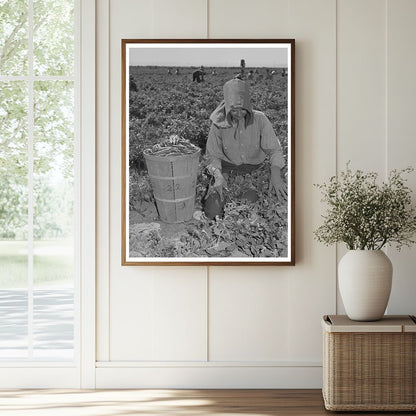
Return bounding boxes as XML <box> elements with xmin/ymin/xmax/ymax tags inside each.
<box><xmin>323</xmin><ymin>330</ymin><xmax>416</xmax><ymax>411</ymax></box>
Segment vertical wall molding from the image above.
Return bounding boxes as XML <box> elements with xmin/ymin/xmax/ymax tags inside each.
<box><xmin>96</xmin><ymin>0</ymin><xmax>111</xmax><ymax>363</ymax></box>
<box><xmin>335</xmin><ymin>0</ymin><xmax>339</xmax><ymax>314</ymax></box>
<box><xmin>206</xmin><ymin>266</ymin><xmax>210</xmax><ymax>361</ymax></box>
<box><xmin>385</xmin><ymin>0</ymin><xmax>389</xmax><ymax>178</ymax></box>
<box><xmin>206</xmin><ymin>0</ymin><xmax>210</xmax><ymax>38</ymax></box>
<box><xmin>80</xmin><ymin>0</ymin><xmax>96</xmax><ymax>388</ymax></box>
<box><xmin>385</xmin><ymin>0</ymin><xmax>416</xmax><ymax>314</ymax></box>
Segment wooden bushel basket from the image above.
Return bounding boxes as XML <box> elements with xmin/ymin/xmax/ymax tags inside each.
<box><xmin>144</xmin><ymin>148</ymin><xmax>201</xmax><ymax>223</ymax></box>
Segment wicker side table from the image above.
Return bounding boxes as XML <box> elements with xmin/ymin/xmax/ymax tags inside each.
<box><xmin>322</xmin><ymin>315</ymin><xmax>416</xmax><ymax>411</ymax></box>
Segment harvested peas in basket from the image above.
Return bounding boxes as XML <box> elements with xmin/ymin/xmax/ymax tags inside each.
<box><xmin>144</xmin><ymin>135</ymin><xmax>200</xmax><ymax>157</ymax></box>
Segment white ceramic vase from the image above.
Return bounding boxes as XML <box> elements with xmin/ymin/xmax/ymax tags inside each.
<box><xmin>338</xmin><ymin>250</ymin><xmax>392</xmax><ymax>321</ymax></box>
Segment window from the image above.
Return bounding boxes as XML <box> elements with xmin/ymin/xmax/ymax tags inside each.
<box><xmin>0</xmin><ymin>0</ymin><xmax>78</xmax><ymax>362</ymax></box>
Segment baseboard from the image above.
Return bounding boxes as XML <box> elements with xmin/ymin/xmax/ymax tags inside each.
<box><xmin>0</xmin><ymin>367</ymin><xmax>80</xmax><ymax>388</ymax></box>
<box><xmin>95</xmin><ymin>364</ymin><xmax>323</xmax><ymax>388</ymax></box>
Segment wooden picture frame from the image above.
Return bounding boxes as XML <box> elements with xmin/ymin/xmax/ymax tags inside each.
<box><xmin>122</xmin><ymin>39</ymin><xmax>295</xmax><ymax>265</ymax></box>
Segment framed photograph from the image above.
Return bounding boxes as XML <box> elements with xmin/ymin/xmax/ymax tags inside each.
<box><xmin>122</xmin><ymin>39</ymin><xmax>295</xmax><ymax>265</ymax></box>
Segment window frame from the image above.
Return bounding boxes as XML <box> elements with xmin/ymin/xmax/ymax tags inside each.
<box><xmin>0</xmin><ymin>0</ymin><xmax>95</xmax><ymax>388</ymax></box>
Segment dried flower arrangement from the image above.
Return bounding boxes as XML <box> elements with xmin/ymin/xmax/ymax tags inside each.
<box><xmin>314</xmin><ymin>164</ymin><xmax>416</xmax><ymax>250</ymax></box>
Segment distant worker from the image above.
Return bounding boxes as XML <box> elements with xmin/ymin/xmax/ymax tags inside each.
<box><xmin>129</xmin><ymin>75</ymin><xmax>137</xmax><ymax>92</ymax></box>
<box><xmin>193</xmin><ymin>65</ymin><xmax>205</xmax><ymax>83</ymax></box>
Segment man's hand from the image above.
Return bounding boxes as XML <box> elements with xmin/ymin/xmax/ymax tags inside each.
<box><xmin>270</xmin><ymin>165</ymin><xmax>287</xmax><ymax>199</ymax></box>
<box><xmin>212</xmin><ymin>169</ymin><xmax>227</xmax><ymax>200</ymax></box>
<box><xmin>206</xmin><ymin>166</ymin><xmax>227</xmax><ymax>200</ymax></box>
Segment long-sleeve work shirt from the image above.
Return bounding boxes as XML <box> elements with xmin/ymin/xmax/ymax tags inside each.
<box><xmin>206</xmin><ymin>110</ymin><xmax>285</xmax><ymax>171</ymax></box>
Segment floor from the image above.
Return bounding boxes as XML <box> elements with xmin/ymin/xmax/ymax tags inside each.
<box><xmin>0</xmin><ymin>389</ymin><xmax>413</xmax><ymax>416</ymax></box>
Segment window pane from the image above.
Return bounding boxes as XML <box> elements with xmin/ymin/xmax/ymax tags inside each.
<box><xmin>0</xmin><ymin>289</ymin><xmax>28</xmax><ymax>359</ymax></box>
<box><xmin>33</xmin><ymin>0</ymin><xmax>74</xmax><ymax>76</ymax></box>
<box><xmin>33</xmin><ymin>287</ymin><xmax>74</xmax><ymax>360</ymax></box>
<box><xmin>33</xmin><ymin>80</ymin><xmax>74</xmax><ymax>359</ymax></box>
<box><xmin>0</xmin><ymin>81</ymin><xmax>28</xmax><ymax>244</ymax></box>
<box><xmin>33</xmin><ymin>81</ymin><xmax>74</xmax><ymax>254</ymax></box>
<box><xmin>0</xmin><ymin>0</ymin><xmax>28</xmax><ymax>76</ymax></box>
<box><xmin>0</xmin><ymin>81</ymin><xmax>28</xmax><ymax>359</ymax></box>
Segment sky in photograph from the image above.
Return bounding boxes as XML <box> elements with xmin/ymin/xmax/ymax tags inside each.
<box><xmin>128</xmin><ymin>44</ymin><xmax>289</xmax><ymax>67</ymax></box>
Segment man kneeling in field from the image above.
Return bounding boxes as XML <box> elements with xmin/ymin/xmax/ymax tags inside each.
<box><xmin>205</xmin><ymin>78</ymin><xmax>286</xmax><ymax>203</ymax></box>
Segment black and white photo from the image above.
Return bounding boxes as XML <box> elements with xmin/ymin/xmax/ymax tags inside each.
<box><xmin>122</xmin><ymin>40</ymin><xmax>295</xmax><ymax>265</ymax></box>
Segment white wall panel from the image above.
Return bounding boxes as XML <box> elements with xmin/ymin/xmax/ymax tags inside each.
<box><xmin>209</xmin><ymin>0</ymin><xmax>289</xmax><ymax>38</ymax></box>
<box><xmin>151</xmin><ymin>270</ymin><xmax>207</xmax><ymax>361</ymax></box>
<box><xmin>106</xmin><ymin>0</ymin><xmax>158</xmax><ymax>361</ymax></box>
<box><xmin>286</xmin><ymin>0</ymin><xmax>337</xmax><ymax>361</ymax></box>
<box><xmin>151</xmin><ymin>0</ymin><xmax>207</xmax><ymax>38</ymax></box>
<box><xmin>109</xmin><ymin>0</ymin><xmax>206</xmax><ymax>39</ymax></box>
<box><xmin>110</xmin><ymin>269</ymin><xmax>155</xmax><ymax>360</ymax></box>
<box><xmin>337</xmin><ymin>0</ymin><xmax>387</xmax><ymax>172</ymax></box>
<box><xmin>386</xmin><ymin>0</ymin><xmax>416</xmax><ymax>315</ymax></box>
<box><xmin>110</xmin><ymin>268</ymin><xmax>207</xmax><ymax>361</ymax></box>
<box><xmin>209</xmin><ymin>268</ymin><xmax>290</xmax><ymax>361</ymax></box>
<box><xmin>110</xmin><ymin>0</ymin><xmax>154</xmax><ymax>38</ymax></box>
<box><xmin>106</xmin><ymin>0</ymin><xmax>209</xmax><ymax>363</ymax></box>
<box><xmin>336</xmin><ymin>0</ymin><xmax>387</xmax><ymax>314</ymax></box>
